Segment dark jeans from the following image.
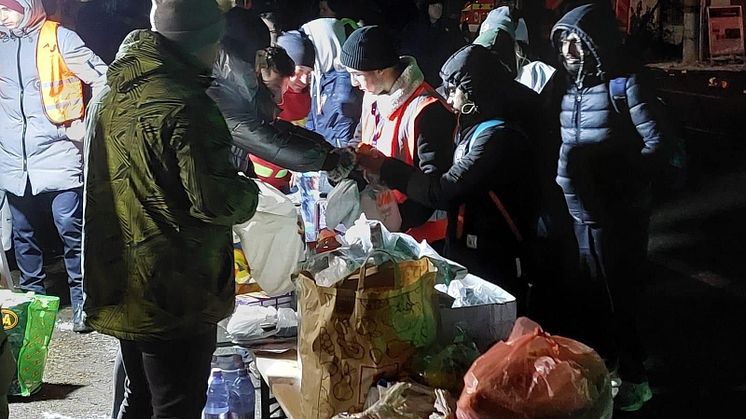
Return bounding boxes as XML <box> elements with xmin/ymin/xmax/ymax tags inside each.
<box><xmin>7</xmin><ymin>183</ymin><xmax>83</xmax><ymax>307</ymax></box>
<box><xmin>117</xmin><ymin>326</ymin><xmax>217</xmax><ymax>419</ymax></box>
<box><xmin>572</xmin><ymin>211</ymin><xmax>650</xmax><ymax>383</ymax></box>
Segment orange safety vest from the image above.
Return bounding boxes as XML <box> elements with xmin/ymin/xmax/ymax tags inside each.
<box><xmin>360</xmin><ymin>82</ymin><xmax>451</xmax><ymax>243</ymax></box>
<box><xmin>37</xmin><ymin>21</ymin><xmax>84</xmax><ymax>126</ymax></box>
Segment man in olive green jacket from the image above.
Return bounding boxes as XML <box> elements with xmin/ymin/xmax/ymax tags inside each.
<box><xmin>82</xmin><ymin>1</ymin><xmax>258</xmax><ymax>417</ymax></box>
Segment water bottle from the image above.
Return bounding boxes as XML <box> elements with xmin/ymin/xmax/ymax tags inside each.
<box><xmin>203</xmin><ymin>369</ymin><xmax>229</xmax><ymax>419</ymax></box>
<box><xmin>228</xmin><ymin>368</ymin><xmax>255</xmax><ymax>419</ymax></box>
<box><xmin>220</xmin><ymin>355</ymin><xmax>244</xmax><ymax>388</ymax></box>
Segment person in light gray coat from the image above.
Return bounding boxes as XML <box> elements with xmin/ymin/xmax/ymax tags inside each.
<box><xmin>0</xmin><ymin>0</ymin><xmax>107</xmax><ymax>332</ymax></box>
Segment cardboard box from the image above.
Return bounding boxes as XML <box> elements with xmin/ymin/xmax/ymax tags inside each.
<box><xmin>437</xmin><ymin>274</ymin><xmax>517</xmax><ymax>351</ymax></box>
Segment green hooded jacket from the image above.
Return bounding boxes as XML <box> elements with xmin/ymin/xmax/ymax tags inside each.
<box><xmin>83</xmin><ymin>30</ymin><xmax>259</xmax><ymax>342</ymax></box>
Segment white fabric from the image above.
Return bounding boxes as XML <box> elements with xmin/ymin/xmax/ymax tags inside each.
<box><xmin>232</xmin><ymin>180</ymin><xmax>304</xmax><ymax>297</ymax></box>
<box><xmin>301</xmin><ymin>18</ymin><xmax>347</xmax><ymax>114</ymax></box>
<box><xmin>325</xmin><ymin>178</ymin><xmax>361</xmax><ymax>229</ymax></box>
<box><xmin>302</xmin><ymin>18</ymin><xmax>347</xmax><ymax>74</ymax></box>
<box><xmin>516</xmin><ymin>18</ymin><xmax>529</xmax><ymax>44</ymax></box>
<box><xmin>516</xmin><ymin>61</ymin><xmax>557</xmax><ymax>94</ymax></box>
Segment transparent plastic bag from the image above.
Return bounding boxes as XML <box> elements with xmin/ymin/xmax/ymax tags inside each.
<box><xmin>457</xmin><ymin>318</ymin><xmax>613</xmax><ymax>419</ymax></box>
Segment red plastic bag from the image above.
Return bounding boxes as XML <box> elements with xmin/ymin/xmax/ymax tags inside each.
<box><xmin>457</xmin><ymin>318</ymin><xmax>612</xmax><ymax>419</ymax></box>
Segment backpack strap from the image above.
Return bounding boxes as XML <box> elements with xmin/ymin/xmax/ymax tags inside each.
<box><xmin>467</xmin><ymin>119</ymin><xmax>504</xmax><ymax>154</ymax></box>
<box><xmin>609</xmin><ymin>77</ymin><xmax>629</xmax><ymax>115</ymax></box>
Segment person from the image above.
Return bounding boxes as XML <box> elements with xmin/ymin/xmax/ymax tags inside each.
<box><xmin>551</xmin><ymin>4</ymin><xmax>671</xmax><ymax>412</ymax></box>
<box><xmin>0</xmin><ymin>0</ymin><xmax>107</xmax><ymax>333</ymax></box>
<box><xmin>400</xmin><ymin>0</ymin><xmax>464</xmax><ymax>87</ymax></box>
<box><xmin>340</xmin><ymin>25</ymin><xmax>456</xmax><ymax>244</ymax></box>
<box><xmin>472</xmin><ymin>6</ymin><xmax>518</xmax><ymax>78</ymax></box>
<box><xmin>83</xmin><ymin>0</ymin><xmax>260</xmax><ymax>417</ymax></box>
<box><xmin>208</xmin><ymin>7</ymin><xmax>355</xmax><ymax>191</ymax></box>
<box><xmin>276</xmin><ymin>30</ymin><xmax>315</xmax><ymax>125</ymax></box>
<box><xmin>302</xmin><ymin>17</ymin><xmax>363</xmax><ymax>148</ymax></box>
<box><xmin>356</xmin><ymin>44</ymin><xmax>536</xmax><ymax>299</ymax></box>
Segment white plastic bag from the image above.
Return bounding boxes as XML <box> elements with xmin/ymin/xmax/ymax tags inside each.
<box><xmin>233</xmin><ymin>180</ymin><xmax>304</xmax><ymax>296</ymax></box>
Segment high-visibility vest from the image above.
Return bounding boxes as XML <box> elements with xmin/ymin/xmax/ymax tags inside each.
<box><xmin>360</xmin><ymin>82</ymin><xmax>451</xmax><ymax>243</ymax></box>
<box><xmin>37</xmin><ymin>21</ymin><xmax>84</xmax><ymax>126</ymax></box>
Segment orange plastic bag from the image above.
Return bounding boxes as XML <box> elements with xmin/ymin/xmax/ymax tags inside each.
<box><xmin>457</xmin><ymin>317</ymin><xmax>612</xmax><ymax>419</ymax></box>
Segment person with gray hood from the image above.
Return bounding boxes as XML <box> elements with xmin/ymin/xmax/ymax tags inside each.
<box><xmin>0</xmin><ymin>0</ymin><xmax>107</xmax><ymax>333</ymax></box>
<box><xmin>551</xmin><ymin>4</ymin><xmax>672</xmax><ymax>412</ymax></box>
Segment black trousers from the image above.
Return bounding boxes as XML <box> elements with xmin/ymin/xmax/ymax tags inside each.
<box><xmin>117</xmin><ymin>326</ymin><xmax>216</xmax><ymax>419</ymax></box>
<box><xmin>572</xmin><ymin>211</ymin><xmax>650</xmax><ymax>383</ymax></box>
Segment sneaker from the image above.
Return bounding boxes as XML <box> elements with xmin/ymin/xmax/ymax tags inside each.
<box><xmin>614</xmin><ymin>381</ymin><xmax>653</xmax><ymax>412</ymax></box>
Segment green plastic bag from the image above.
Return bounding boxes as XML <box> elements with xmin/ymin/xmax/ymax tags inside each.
<box><xmin>1</xmin><ymin>291</ymin><xmax>60</xmax><ymax>396</ymax></box>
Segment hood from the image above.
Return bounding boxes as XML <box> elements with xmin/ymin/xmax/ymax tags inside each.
<box><xmin>477</xmin><ymin>6</ymin><xmax>515</xmax><ymax>40</ymax></box>
<box><xmin>0</xmin><ymin>0</ymin><xmax>45</xmax><ymax>36</ymax></box>
<box><xmin>550</xmin><ymin>4</ymin><xmax>621</xmax><ymax>81</ymax></box>
<box><xmin>108</xmin><ymin>30</ymin><xmax>211</xmax><ymax>94</ymax></box>
<box><xmin>301</xmin><ymin>18</ymin><xmax>347</xmax><ymax>74</ymax></box>
<box><xmin>213</xmin><ymin>46</ymin><xmax>259</xmax><ymax>102</ymax></box>
<box><xmin>440</xmin><ymin>44</ymin><xmax>509</xmax><ymax>119</ymax></box>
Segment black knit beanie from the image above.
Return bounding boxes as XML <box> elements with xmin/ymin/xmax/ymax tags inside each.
<box><xmin>221</xmin><ymin>7</ymin><xmax>271</xmax><ymax>64</ymax></box>
<box><xmin>340</xmin><ymin>26</ymin><xmax>399</xmax><ymax>71</ymax></box>
<box><xmin>276</xmin><ymin>30</ymin><xmax>315</xmax><ymax>68</ymax></box>
<box><xmin>150</xmin><ymin>0</ymin><xmax>225</xmax><ymax>52</ymax></box>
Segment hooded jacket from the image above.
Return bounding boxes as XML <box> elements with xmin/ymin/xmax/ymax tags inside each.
<box><xmin>381</xmin><ymin>45</ymin><xmax>536</xmax><ymax>286</ymax></box>
<box><xmin>302</xmin><ymin>18</ymin><xmax>362</xmax><ymax>148</ymax></box>
<box><xmin>207</xmin><ymin>37</ymin><xmax>335</xmax><ymax>175</ymax></box>
<box><xmin>0</xmin><ymin>0</ymin><xmax>107</xmax><ymax>196</ymax></box>
<box><xmin>83</xmin><ymin>30</ymin><xmax>259</xmax><ymax>342</ymax></box>
<box><xmin>551</xmin><ymin>4</ymin><xmax>670</xmax><ymax>224</ymax></box>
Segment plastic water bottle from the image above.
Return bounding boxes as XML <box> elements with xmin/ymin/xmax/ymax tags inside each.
<box><xmin>228</xmin><ymin>368</ymin><xmax>255</xmax><ymax>419</ymax></box>
<box><xmin>221</xmin><ymin>355</ymin><xmax>244</xmax><ymax>388</ymax></box>
<box><xmin>203</xmin><ymin>369</ymin><xmax>229</xmax><ymax>419</ymax></box>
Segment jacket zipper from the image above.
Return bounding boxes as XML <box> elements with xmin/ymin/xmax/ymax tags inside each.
<box><xmin>16</xmin><ymin>38</ymin><xmax>28</xmax><ymax>173</ymax></box>
<box><xmin>574</xmin><ymin>89</ymin><xmax>582</xmax><ymax>144</ymax></box>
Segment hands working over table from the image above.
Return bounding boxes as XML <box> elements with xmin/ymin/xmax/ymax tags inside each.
<box><xmin>355</xmin><ymin>144</ymin><xmax>387</xmax><ymax>176</ymax></box>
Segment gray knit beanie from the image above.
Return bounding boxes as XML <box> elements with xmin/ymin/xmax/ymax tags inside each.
<box><xmin>150</xmin><ymin>0</ymin><xmax>225</xmax><ymax>52</ymax></box>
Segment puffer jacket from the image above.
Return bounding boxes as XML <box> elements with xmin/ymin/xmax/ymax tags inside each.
<box><xmin>208</xmin><ymin>48</ymin><xmax>335</xmax><ymax>175</ymax></box>
<box><xmin>0</xmin><ymin>0</ymin><xmax>107</xmax><ymax>196</ymax></box>
<box><xmin>306</xmin><ymin>69</ymin><xmax>362</xmax><ymax>147</ymax></box>
<box><xmin>551</xmin><ymin>4</ymin><xmax>670</xmax><ymax>225</ymax></box>
<box><xmin>302</xmin><ymin>18</ymin><xmax>362</xmax><ymax>148</ymax></box>
<box><xmin>83</xmin><ymin>30</ymin><xmax>259</xmax><ymax>342</ymax></box>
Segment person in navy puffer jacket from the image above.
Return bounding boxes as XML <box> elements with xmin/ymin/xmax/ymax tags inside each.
<box><xmin>551</xmin><ymin>4</ymin><xmax>672</xmax><ymax>412</ymax></box>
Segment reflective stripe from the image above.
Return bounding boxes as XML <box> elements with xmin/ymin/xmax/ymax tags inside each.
<box><xmin>37</xmin><ymin>21</ymin><xmax>84</xmax><ymax>125</ymax></box>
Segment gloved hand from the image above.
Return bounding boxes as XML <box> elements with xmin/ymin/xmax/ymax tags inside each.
<box><xmin>325</xmin><ymin>146</ymin><xmax>357</xmax><ymax>183</ymax></box>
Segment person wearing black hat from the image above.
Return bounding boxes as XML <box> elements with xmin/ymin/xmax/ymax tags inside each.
<box><xmin>357</xmin><ymin>44</ymin><xmax>538</xmax><ymax>301</ymax></box>
<box><xmin>342</xmin><ymin>25</ymin><xmax>456</xmax><ymax>245</ymax></box>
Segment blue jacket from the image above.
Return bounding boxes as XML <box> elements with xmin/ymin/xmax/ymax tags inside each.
<box><xmin>306</xmin><ymin>69</ymin><xmax>362</xmax><ymax>148</ymax></box>
<box><xmin>0</xmin><ymin>0</ymin><xmax>107</xmax><ymax>196</ymax></box>
<box><xmin>551</xmin><ymin>5</ymin><xmax>670</xmax><ymax>225</ymax></box>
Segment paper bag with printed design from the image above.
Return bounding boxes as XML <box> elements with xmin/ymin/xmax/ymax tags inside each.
<box><xmin>298</xmin><ymin>254</ymin><xmax>438</xmax><ymax>418</ymax></box>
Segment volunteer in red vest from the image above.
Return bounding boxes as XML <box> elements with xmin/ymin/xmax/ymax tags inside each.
<box><xmin>340</xmin><ymin>25</ymin><xmax>456</xmax><ymax>244</ymax></box>
<box><xmin>0</xmin><ymin>0</ymin><xmax>107</xmax><ymax>332</ymax></box>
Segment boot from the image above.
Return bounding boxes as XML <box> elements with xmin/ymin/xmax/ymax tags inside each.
<box><xmin>72</xmin><ymin>301</ymin><xmax>93</xmax><ymax>334</ymax></box>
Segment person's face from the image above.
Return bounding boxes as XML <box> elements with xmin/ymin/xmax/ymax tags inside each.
<box><xmin>289</xmin><ymin>65</ymin><xmax>312</xmax><ymax>92</ymax></box>
<box><xmin>428</xmin><ymin>2</ymin><xmax>443</xmax><ymax>21</ymax></box>
<box><xmin>319</xmin><ymin>0</ymin><xmax>335</xmax><ymax>17</ymax></box>
<box><xmin>445</xmin><ymin>85</ymin><xmax>473</xmax><ymax>114</ymax></box>
<box><xmin>0</xmin><ymin>6</ymin><xmax>24</xmax><ymax>30</ymax></box>
<box><xmin>347</xmin><ymin>68</ymin><xmax>385</xmax><ymax>94</ymax></box>
<box><xmin>261</xmin><ymin>68</ymin><xmax>290</xmax><ymax>104</ymax></box>
<box><xmin>560</xmin><ymin>32</ymin><xmax>584</xmax><ymax>73</ymax></box>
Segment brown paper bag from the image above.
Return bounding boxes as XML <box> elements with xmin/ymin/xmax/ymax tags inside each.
<box><xmin>298</xmin><ymin>255</ymin><xmax>438</xmax><ymax>418</ymax></box>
